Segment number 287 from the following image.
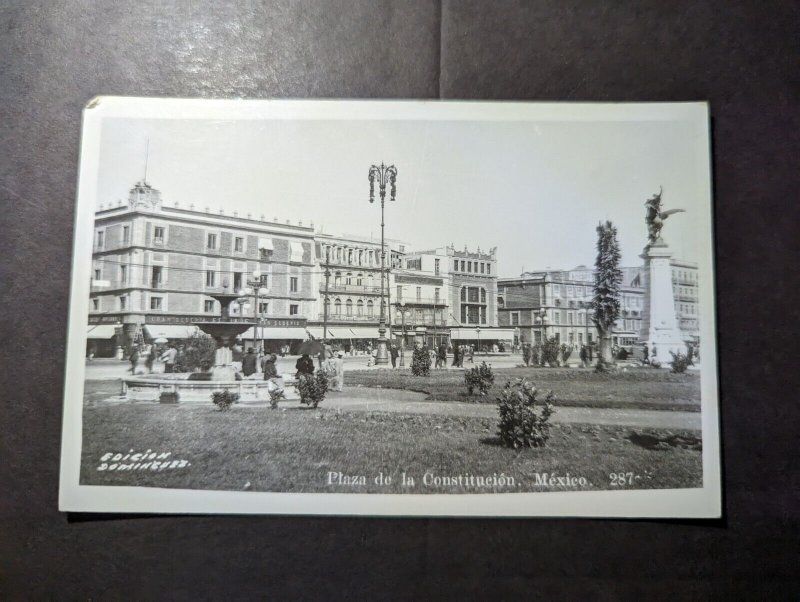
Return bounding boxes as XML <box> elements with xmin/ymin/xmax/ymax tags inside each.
<box><xmin>609</xmin><ymin>472</ymin><xmax>636</xmax><ymax>486</ymax></box>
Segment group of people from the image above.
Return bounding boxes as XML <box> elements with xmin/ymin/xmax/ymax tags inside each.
<box><xmin>292</xmin><ymin>346</ymin><xmax>345</xmax><ymax>392</ymax></box>
<box><xmin>128</xmin><ymin>342</ymin><xmax>183</xmax><ymax>374</ymax></box>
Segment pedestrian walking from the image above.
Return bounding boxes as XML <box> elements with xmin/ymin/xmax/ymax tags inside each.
<box><xmin>580</xmin><ymin>344</ymin><xmax>589</xmax><ymax>368</ymax></box>
<box><xmin>452</xmin><ymin>344</ymin><xmax>461</xmax><ymax>367</ymax></box>
<box><xmin>160</xmin><ymin>343</ymin><xmax>178</xmax><ymax>373</ymax></box>
<box><xmin>390</xmin><ymin>344</ymin><xmax>398</xmax><ymax>368</ymax></box>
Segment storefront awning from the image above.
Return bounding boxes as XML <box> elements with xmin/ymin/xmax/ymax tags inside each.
<box><xmin>339</xmin><ymin>326</ymin><xmax>379</xmax><ymax>339</ymax></box>
<box><xmin>87</xmin><ymin>324</ymin><xmax>118</xmax><ymax>339</ymax></box>
<box><xmin>241</xmin><ymin>326</ymin><xmax>309</xmax><ymax>340</ymax></box>
<box><xmin>450</xmin><ymin>327</ymin><xmax>515</xmax><ymax>341</ymax></box>
<box><xmin>305</xmin><ymin>326</ymin><xmax>348</xmax><ymax>340</ymax></box>
<box><xmin>144</xmin><ymin>325</ymin><xmax>200</xmax><ymax>339</ymax></box>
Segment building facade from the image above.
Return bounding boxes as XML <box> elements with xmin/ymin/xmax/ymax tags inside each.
<box><xmin>312</xmin><ymin>232</ymin><xmax>406</xmax><ymax>348</ymax></box>
<box><xmin>498</xmin><ymin>261</ymin><xmax>698</xmax><ymax>349</ymax></box>
<box><xmin>88</xmin><ymin>181</ymin><xmax>317</xmax><ymax>356</ymax></box>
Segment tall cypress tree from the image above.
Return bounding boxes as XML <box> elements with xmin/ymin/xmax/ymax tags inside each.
<box><xmin>591</xmin><ymin>221</ymin><xmax>622</xmax><ymax>369</ymax></box>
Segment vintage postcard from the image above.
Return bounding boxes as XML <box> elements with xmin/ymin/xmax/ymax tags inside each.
<box><xmin>59</xmin><ymin>98</ymin><xmax>720</xmax><ymax>517</ymax></box>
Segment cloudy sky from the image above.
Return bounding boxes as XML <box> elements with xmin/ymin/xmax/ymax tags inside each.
<box><xmin>95</xmin><ymin>113</ymin><xmax>708</xmax><ymax>277</ymax></box>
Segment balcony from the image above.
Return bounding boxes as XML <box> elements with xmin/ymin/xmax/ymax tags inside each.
<box><xmin>324</xmin><ymin>283</ymin><xmax>383</xmax><ymax>295</ymax></box>
<box><xmin>319</xmin><ymin>313</ymin><xmax>379</xmax><ymax>323</ymax></box>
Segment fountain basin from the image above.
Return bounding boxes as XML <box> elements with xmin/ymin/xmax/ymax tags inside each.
<box><xmin>122</xmin><ymin>373</ymin><xmax>300</xmax><ymax>403</ymax></box>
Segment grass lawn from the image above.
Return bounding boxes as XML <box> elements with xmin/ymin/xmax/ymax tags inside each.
<box><xmin>81</xmin><ymin>404</ymin><xmax>702</xmax><ymax>494</ymax></box>
<box><xmin>344</xmin><ymin>367</ymin><xmax>701</xmax><ymax>412</ymax></box>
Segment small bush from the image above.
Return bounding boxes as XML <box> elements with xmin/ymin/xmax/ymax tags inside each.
<box><xmin>669</xmin><ymin>351</ymin><xmax>692</xmax><ymax>374</ymax></box>
<box><xmin>411</xmin><ymin>347</ymin><xmax>431</xmax><ymax>376</ymax></box>
<box><xmin>465</xmin><ymin>362</ymin><xmax>495</xmax><ymax>396</ymax></box>
<box><xmin>268</xmin><ymin>387</ymin><xmax>285</xmax><ymax>409</ymax></box>
<box><xmin>650</xmin><ymin>359</ymin><xmax>662</xmax><ymax>369</ymax></box>
<box><xmin>296</xmin><ymin>371</ymin><xmax>329</xmax><ymax>408</ymax></box>
<box><xmin>496</xmin><ymin>378</ymin><xmax>556</xmax><ymax>448</ymax></box>
<box><xmin>212</xmin><ymin>389</ymin><xmax>239</xmax><ymax>411</ymax></box>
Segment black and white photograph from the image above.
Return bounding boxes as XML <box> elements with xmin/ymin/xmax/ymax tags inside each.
<box><xmin>59</xmin><ymin>98</ymin><xmax>720</xmax><ymax>517</ymax></box>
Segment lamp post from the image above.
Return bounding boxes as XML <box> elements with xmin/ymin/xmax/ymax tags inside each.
<box><xmin>476</xmin><ymin>326</ymin><xmax>481</xmax><ymax>355</ymax></box>
<box><xmin>239</xmin><ymin>269</ymin><xmax>268</xmax><ymax>357</ymax></box>
<box><xmin>536</xmin><ymin>308</ymin><xmax>549</xmax><ymax>343</ymax></box>
<box><xmin>368</xmin><ymin>162</ymin><xmax>397</xmax><ymax>366</ymax></box>
<box><xmin>398</xmin><ymin>301</ymin><xmax>409</xmax><ymax>367</ymax></box>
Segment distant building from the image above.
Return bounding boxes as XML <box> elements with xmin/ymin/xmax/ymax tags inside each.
<box><xmin>498</xmin><ymin>261</ymin><xmax>699</xmax><ymax>348</ymax></box>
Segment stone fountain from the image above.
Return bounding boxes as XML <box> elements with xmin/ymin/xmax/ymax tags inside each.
<box><xmin>193</xmin><ymin>289</ymin><xmax>252</xmax><ymax>381</ymax></box>
<box><xmin>120</xmin><ymin>287</ymin><xmax>297</xmax><ymax>403</ymax></box>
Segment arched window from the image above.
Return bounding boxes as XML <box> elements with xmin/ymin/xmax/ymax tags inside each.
<box><xmin>356</xmin><ymin>273</ymin><xmax>363</xmax><ymax>286</ymax></box>
<box><xmin>367</xmin><ymin>274</ymin><xmax>374</xmax><ymax>288</ymax></box>
<box><xmin>346</xmin><ymin>272</ymin><xmax>352</xmax><ymax>285</ymax></box>
<box><xmin>334</xmin><ymin>272</ymin><xmax>341</xmax><ymax>286</ymax></box>
<box><xmin>346</xmin><ymin>299</ymin><xmax>353</xmax><ymax>316</ymax></box>
<box><xmin>367</xmin><ymin>300</ymin><xmax>374</xmax><ymax>317</ymax></box>
<box><xmin>357</xmin><ymin>299</ymin><xmax>364</xmax><ymax>316</ymax></box>
<box><xmin>334</xmin><ymin>298</ymin><xmax>341</xmax><ymax>315</ymax></box>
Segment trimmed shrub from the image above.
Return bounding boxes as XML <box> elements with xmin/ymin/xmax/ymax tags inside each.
<box><xmin>540</xmin><ymin>337</ymin><xmax>560</xmax><ymax>367</ymax></box>
<box><xmin>180</xmin><ymin>333</ymin><xmax>217</xmax><ymax>372</ymax></box>
<box><xmin>296</xmin><ymin>371</ymin><xmax>329</xmax><ymax>408</ymax></box>
<box><xmin>496</xmin><ymin>378</ymin><xmax>556</xmax><ymax>448</ymax></box>
<box><xmin>669</xmin><ymin>351</ymin><xmax>692</xmax><ymax>374</ymax></box>
<box><xmin>465</xmin><ymin>362</ymin><xmax>495</xmax><ymax>396</ymax></box>
<box><xmin>212</xmin><ymin>389</ymin><xmax>239</xmax><ymax>411</ymax></box>
<box><xmin>411</xmin><ymin>347</ymin><xmax>431</xmax><ymax>376</ymax></box>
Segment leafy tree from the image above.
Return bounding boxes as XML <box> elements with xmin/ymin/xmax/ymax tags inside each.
<box><xmin>178</xmin><ymin>332</ymin><xmax>217</xmax><ymax>372</ymax></box>
<box><xmin>591</xmin><ymin>221</ymin><xmax>623</xmax><ymax>371</ymax></box>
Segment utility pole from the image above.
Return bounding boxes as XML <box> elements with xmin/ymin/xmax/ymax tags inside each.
<box><xmin>323</xmin><ymin>247</ymin><xmax>331</xmax><ymax>345</ymax></box>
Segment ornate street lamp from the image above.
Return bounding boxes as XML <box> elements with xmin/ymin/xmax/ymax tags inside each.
<box><xmin>536</xmin><ymin>308</ymin><xmax>549</xmax><ymax>343</ymax></box>
<box><xmin>397</xmin><ymin>301</ymin><xmax>410</xmax><ymax>367</ymax></box>
<box><xmin>368</xmin><ymin>162</ymin><xmax>397</xmax><ymax>366</ymax></box>
<box><xmin>239</xmin><ymin>268</ymin><xmax>269</xmax><ymax>358</ymax></box>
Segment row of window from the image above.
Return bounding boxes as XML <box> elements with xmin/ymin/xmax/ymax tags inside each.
<box><xmin>397</xmin><ymin>286</ymin><xmax>441</xmax><ymax>304</ymax></box>
<box><xmin>453</xmin><ymin>259</ymin><xmax>490</xmax><ymax>275</ymax></box>
<box><xmin>329</xmin><ymin>298</ymin><xmax>375</xmax><ymax>317</ymax></box>
<box><xmin>96</xmin><ymin>226</ymin><xmax>305</xmax><ymax>263</ymax></box>
<box><xmin>91</xmin><ymin>296</ymin><xmax>300</xmax><ymax>315</ymax></box>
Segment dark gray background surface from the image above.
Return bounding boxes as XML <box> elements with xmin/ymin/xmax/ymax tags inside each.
<box><xmin>1</xmin><ymin>1</ymin><xmax>798</xmax><ymax>599</ymax></box>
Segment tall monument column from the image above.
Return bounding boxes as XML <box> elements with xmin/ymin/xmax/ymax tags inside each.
<box><xmin>639</xmin><ymin>188</ymin><xmax>687</xmax><ymax>366</ymax></box>
<box><xmin>640</xmin><ymin>243</ymin><xmax>685</xmax><ymax>364</ymax></box>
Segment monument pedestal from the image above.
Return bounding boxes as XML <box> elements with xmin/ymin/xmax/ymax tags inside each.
<box><xmin>640</xmin><ymin>241</ymin><xmax>686</xmax><ymax>366</ymax></box>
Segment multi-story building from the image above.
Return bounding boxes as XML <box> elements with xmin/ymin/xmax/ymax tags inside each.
<box><xmin>87</xmin><ymin>180</ymin><xmax>317</xmax><ymax>356</ymax></box>
<box><xmin>393</xmin><ymin>247</ymin><xmax>450</xmax><ymax>347</ymax></box>
<box><xmin>498</xmin><ymin>261</ymin><xmax>699</xmax><ymax>349</ymax></box>
<box><xmin>310</xmin><ymin>232</ymin><xmax>406</xmax><ymax>348</ymax></box>
<box><xmin>670</xmin><ymin>259</ymin><xmax>700</xmax><ymax>341</ymax></box>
